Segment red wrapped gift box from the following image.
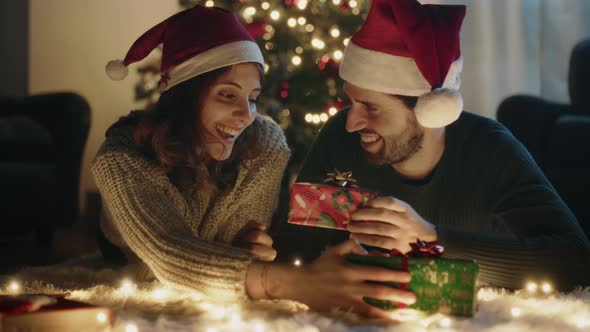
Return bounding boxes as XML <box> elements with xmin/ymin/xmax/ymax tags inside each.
<box><xmin>288</xmin><ymin>182</ymin><xmax>378</xmax><ymax>230</ymax></box>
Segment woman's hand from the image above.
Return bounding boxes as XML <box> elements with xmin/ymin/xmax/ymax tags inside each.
<box><xmin>234</xmin><ymin>220</ymin><xmax>277</xmax><ymax>261</ymax></box>
<box><xmin>280</xmin><ymin>239</ymin><xmax>416</xmax><ymax>319</ymax></box>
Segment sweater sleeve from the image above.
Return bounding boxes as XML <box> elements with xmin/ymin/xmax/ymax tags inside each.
<box><xmin>437</xmin><ymin>130</ymin><xmax>590</xmax><ymax>291</ymax></box>
<box><xmin>91</xmin><ymin>150</ymin><xmax>255</xmax><ymax>301</ymax></box>
<box><xmin>215</xmin><ymin>115</ymin><xmax>291</xmax><ymax>244</ymax></box>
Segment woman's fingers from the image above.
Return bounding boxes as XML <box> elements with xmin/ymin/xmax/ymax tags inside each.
<box><xmin>249</xmin><ymin>243</ymin><xmax>277</xmax><ymax>261</ymax></box>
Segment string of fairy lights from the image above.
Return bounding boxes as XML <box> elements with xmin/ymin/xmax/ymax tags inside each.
<box><xmin>3</xmin><ymin>267</ymin><xmax>590</xmax><ymax>331</ymax></box>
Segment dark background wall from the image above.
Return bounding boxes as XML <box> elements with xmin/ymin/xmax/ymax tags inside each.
<box><xmin>0</xmin><ymin>0</ymin><xmax>28</xmax><ymax>97</ymax></box>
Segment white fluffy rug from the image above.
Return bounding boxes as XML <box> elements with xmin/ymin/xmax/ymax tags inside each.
<box><xmin>1</xmin><ymin>254</ymin><xmax>589</xmax><ymax>332</ymax></box>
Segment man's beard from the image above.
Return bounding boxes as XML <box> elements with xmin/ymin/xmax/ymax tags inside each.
<box><xmin>363</xmin><ymin>115</ymin><xmax>425</xmax><ymax>165</ymax></box>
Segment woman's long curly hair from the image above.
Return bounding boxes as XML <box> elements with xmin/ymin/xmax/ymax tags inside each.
<box><xmin>133</xmin><ymin>64</ymin><xmax>264</xmax><ymax>194</ymax></box>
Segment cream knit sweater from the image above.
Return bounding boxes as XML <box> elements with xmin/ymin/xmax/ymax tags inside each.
<box><xmin>91</xmin><ymin>114</ymin><xmax>290</xmax><ymax>301</ymax></box>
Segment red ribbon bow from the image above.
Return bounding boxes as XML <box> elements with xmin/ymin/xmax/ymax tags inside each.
<box><xmin>390</xmin><ymin>240</ymin><xmax>444</xmax><ymax>308</ymax></box>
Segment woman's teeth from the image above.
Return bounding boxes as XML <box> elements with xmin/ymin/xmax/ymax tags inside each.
<box><xmin>216</xmin><ymin>124</ymin><xmax>240</xmax><ymax>141</ymax></box>
<box><xmin>360</xmin><ymin>134</ymin><xmax>380</xmax><ymax>143</ymax></box>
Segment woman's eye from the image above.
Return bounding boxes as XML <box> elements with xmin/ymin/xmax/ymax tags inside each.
<box><xmin>220</xmin><ymin>91</ymin><xmax>236</xmax><ymax>100</ymax></box>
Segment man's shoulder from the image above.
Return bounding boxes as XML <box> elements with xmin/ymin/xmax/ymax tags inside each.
<box><xmin>450</xmin><ymin>111</ymin><xmax>515</xmax><ymax>146</ymax></box>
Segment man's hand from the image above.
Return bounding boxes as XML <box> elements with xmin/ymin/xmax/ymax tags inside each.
<box><xmin>233</xmin><ymin>220</ymin><xmax>277</xmax><ymax>261</ymax></box>
<box><xmin>347</xmin><ymin>196</ymin><xmax>437</xmax><ymax>254</ymax></box>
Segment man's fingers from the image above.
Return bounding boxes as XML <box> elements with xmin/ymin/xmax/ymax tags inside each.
<box><xmin>347</xmin><ymin>221</ymin><xmax>400</xmax><ymax>238</ymax></box>
<box><xmin>365</xmin><ymin>196</ymin><xmax>407</xmax><ymax>212</ymax></box>
<box><xmin>349</xmin><ymin>233</ymin><xmax>398</xmax><ymax>251</ymax></box>
<box><xmin>351</xmin><ymin>208</ymin><xmax>408</xmax><ymax>228</ymax></box>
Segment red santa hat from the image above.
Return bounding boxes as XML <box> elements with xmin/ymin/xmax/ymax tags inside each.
<box><xmin>105</xmin><ymin>5</ymin><xmax>264</xmax><ymax>92</ymax></box>
<box><xmin>339</xmin><ymin>0</ymin><xmax>467</xmax><ymax>128</ymax></box>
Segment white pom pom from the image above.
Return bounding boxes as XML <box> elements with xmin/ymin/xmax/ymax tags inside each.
<box><xmin>415</xmin><ymin>88</ymin><xmax>463</xmax><ymax>128</ymax></box>
<box><xmin>105</xmin><ymin>59</ymin><xmax>128</xmax><ymax>80</ymax></box>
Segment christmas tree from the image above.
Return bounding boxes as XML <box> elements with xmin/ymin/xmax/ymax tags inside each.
<box><xmin>135</xmin><ymin>0</ymin><xmax>369</xmax><ymax>176</ymax></box>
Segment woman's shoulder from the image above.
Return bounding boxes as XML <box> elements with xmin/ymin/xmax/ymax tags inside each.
<box><xmin>253</xmin><ymin>114</ymin><xmax>289</xmax><ymax>152</ymax></box>
<box><xmin>92</xmin><ymin>111</ymin><xmax>163</xmax><ymax>176</ymax></box>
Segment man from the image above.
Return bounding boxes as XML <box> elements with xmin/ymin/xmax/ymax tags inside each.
<box><xmin>275</xmin><ymin>0</ymin><xmax>590</xmax><ymax>291</ymax></box>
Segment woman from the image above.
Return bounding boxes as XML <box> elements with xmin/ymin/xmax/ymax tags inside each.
<box><xmin>95</xmin><ymin>5</ymin><xmax>288</xmax><ymax>300</ymax></box>
<box><xmin>95</xmin><ymin>5</ymin><xmax>414</xmax><ymax>316</ymax></box>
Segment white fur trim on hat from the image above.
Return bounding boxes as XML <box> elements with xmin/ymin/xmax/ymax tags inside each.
<box><xmin>105</xmin><ymin>59</ymin><xmax>128</xmax><ymax>80</ymax></box>
<box><xmin>162</xmin><ymin>40</ymin><xmax>264</xmax><ymax>91</ymax></box>
<box><xmin>415</xmin><ymin>88</ymin><xmax>463</xmax><ymax>128</ymax></box>
<box><xmin>339</xmin><ymin>42</ymin><xmax>463</xmax><ymax>96</ymax></box>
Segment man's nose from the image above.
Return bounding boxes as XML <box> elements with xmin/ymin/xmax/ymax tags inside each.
<box><xmin>345</xmin><ymin>105</ymin><xmax>368</xmax><ymax>132</ymax></box>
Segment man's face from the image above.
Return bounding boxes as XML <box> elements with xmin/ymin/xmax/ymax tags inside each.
<box><xmin>344</xmin><ymin>82</ymin><xmax>425</xmax><ymax>165</ymax></box>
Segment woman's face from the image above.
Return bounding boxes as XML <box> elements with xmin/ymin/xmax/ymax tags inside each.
<box><xmin>200</xmin><ymin>63</ymin><xmax>261</xmax><ymax>160</ymax></box>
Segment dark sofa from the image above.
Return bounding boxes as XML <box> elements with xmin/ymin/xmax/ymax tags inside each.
<box><xmin>0</xmin><ymin>92</ymin><xmax>90</xmax><ymax>245</ymax></box>
<box><xmin>497</xmin><ymin>38</ymin><xmax>590</xmax><ymax>238</ymax></box>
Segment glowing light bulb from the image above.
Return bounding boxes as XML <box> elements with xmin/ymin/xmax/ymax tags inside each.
<box><xmin>287</xmin><ymin>18</ymin><xmax>297</xmax><ymax>27</ymax></box>
<box><xmin>8</xmin><ymin>281</ymin><xmax>20</xmax><ymax>294</ymax></box>
<box><xmin>333</xmin><ymin>50</ymin><xmax>343</xmax><ymax>60</ymax></box>
<box><xmin>244</xmin><ymin>7</ymin><xmax>256</xmax><ymax>16</ymax></box>
<box><xmin>332</xmin><ymin>0</ymin><xmax>342</xmax><ymax>5</ymax></box>
<box><xmin>352</xmin><ymin>8</ymin><xmax>360</xmax><ymax>15</ymax></box>
<box><xmin>329</xmin><ymin>107</ymin><xmax>338</xmax><ymax>116</ymax></box>
<box><xmin>541</xmin><ymin>282</ymin><xmax>552</xmax><ymax>293</ymax></box>
<box><xmin>295</xmin><ymin>46</ymin><xmax>303</xmax><ymax>54</ymax></box>
<box><xmin>305</xmin><ymin>24</ymin><xmax>314</xmax><ymax>32</ymax></box>
<box><xmin>261</xmin><ymin>2</ymin><xmax>270</xmax><ymax>10</ymax></box>
<box><xmin>320</xmin><ymin>113</ymin><xmax>329</xmax><ymax>122</ymax></box>
<box><xmin>305</xmin><ymin>113</ymin><xmax>313</xmax><ymax>123</ymax></box>
<box><xmin>349</xmin><ymin>0</ymin><xmax>358</xmax><ymax>8</ymax></box>
<box><xmin>125</xmin><ymin>323</ymin><xmax>138</xmax><ymax>332</ymax></box>
<box><xmin>291</xmin><ymin>56</ymin><xmax>302</xmax><ymax>66</ymax></box>
<box><xmin>440</xmin><ymin>317</ymin><xmax>452</xmax><ymax>328</ymax></box>
<box><xmin>96</xmin><ymin>312</ymin><xmax>107</xmax><ymax>323</ymax></box>
<box><xmin>343</xmin><ymin>38</ymin><xmax>350</xmax><ymax>46</ymax></box>
<box><xmin>205</xmin><ymin>0</ymin><xmax>214</xmax><ymax>7</ymax></box>
<box><xmin>330</xmin><ymin>27</ymin><xmax>340</xmax><ymax>38</ymax></box>
<box><xmin>293</xmin><ymin>258</ymin><xmax>302</xmax><ymax>266</ymax></box>
<box><xmin>526</xmin><ymin>281</ymin><xmax>538</xmax><ymax>293</ymax></box>
<box><xmin>312</xmin><ymin>114</ymin><xmax>321</xmax><ymax>124</ymax></box>
<box><xmin>120</xmin><ymin>279</ymin><xmax>135</xmax><ymax>295</ymax></box>
<box><xmin>511</xmin><ymin>307</ymin><xmax>521</xmax><ymax>317</ymax></box>
<box><xmin>311</xmin><ymin>39</ymin><xmax>325</xmax><ymax>49</ymax></box>
<box><xmin>270</xmin><ymin>10</ymin><xmax>280</xmax><ymax>20</ymax></box>
<box><xmin>264</xmin><ymin>64</ymin><xmax>269</xmax><ymax>73</ymax></box>
<box><xmin>297</xmin><ymin>0</ymin><xmax>308</xmax><ymax>10</ymax></box>
<box><xmin>151</xmin><ymin>288</ymin><xmax>170</xmax><ymax>300</ymax></box>
<box><xmin>297</xmin><ymin>17</ymin><xmax>306</xmax><ymax>25</ymax></box>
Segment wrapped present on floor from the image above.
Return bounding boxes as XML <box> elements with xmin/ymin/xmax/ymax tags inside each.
<box><xmin>347</xmin><ymin>253</ymin><xmax>479</xmax><ymax>317</ymax></box>
<box><xmin>0</xmin><ymin>294</ymin><xmax>114</xmax><ymax>331</ymax></box>
<box><xmin>288</xmin><ymin>171</ymin><xmax>378</xmax><ymax>230</ymax></box>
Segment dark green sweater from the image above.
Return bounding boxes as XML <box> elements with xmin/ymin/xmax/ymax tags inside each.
<box><xmin>275</xmin><ymin>109</ymin><xmax>590</xmax><ymax>291</ymax></box>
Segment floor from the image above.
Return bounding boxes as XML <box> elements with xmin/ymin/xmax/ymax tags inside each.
<box><xmin>0</xmin><ymin>219</ymin><xmax>100</xmax><ymax>275</ymax></box>
<box><xmin>0</xmin><ymin>194</ymin><xmax>102</xmax><ymax>275</ymax></box>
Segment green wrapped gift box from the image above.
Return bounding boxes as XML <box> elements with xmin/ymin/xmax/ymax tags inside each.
<box><xmin>347</xmin><ymin>255</ymin><xmax>479</xmax><ymax>316</ymax></box>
